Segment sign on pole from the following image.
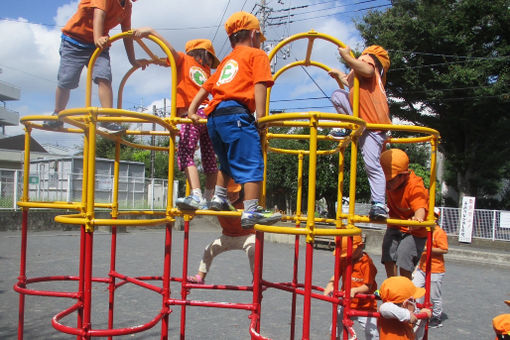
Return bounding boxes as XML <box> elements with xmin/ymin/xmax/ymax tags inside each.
<box><xmin>458</xmin><ymin>196</ymin><xmax>476</xmax><ymax>243</ymax></box>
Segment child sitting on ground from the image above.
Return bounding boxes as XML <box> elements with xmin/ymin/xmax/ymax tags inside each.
<box><xmin>323</xmin><ymin>235</ymin><xmax>379</xmax><ymax>340</ymax></box>
<box><xmin>187</xmin><ymin>180</ymin><xmax>255</xmax><ymax>283</ymax></box>
<box><xmin>378</xmin><ymin>276</ymin><xmax>431</xmax><ymax>339</ymax></box>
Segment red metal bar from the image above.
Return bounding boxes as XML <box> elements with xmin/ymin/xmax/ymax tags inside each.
<box><xmin>342</xmin><ymin>236</ymin><xmax>354</xmax><ymax>340</ymax></box>
<box><xmin>251</xmin><ymin>230</ymin><xmax>264</xmax><ymax>339</ymax></box>
<box><xmin>107</xmin><ymin>225</ymin><xmax>118</xmax><ymax>340</ymax></box>
<box><xmin>161</xmin><ymin>223</ymin><xmax>172</xmax><ymax>340</ymax></box>
<box><xmin>422</xmin><ymin>227</ymin><xmax>434</xmax><ymax>340</ymax></box>
<box><xmin>77</xmin><ymin>225</ymin><xmax>85</xmax><ymax>340</ymax></box>
<box><xmin>82</xmin><ymin>230</ymin><xmax>94</xmax><ymax>339</ymax></box>
<box><xmin>301</xmin><ymin>242</ymin><xmax>314</xmax><ymax>340</ymax></box>
<box><xmin>17</xmin><ymin>208</ymin><xmax>28</xmax><ymax>340</ymax></box>
<box><xmin>290</xmin><ymin>233</ymin><xmax>300</xmax><ymax>340</ymax></box>
<box><xmin>180</xmin><ymin>219</ymin><xmax>190</xmax><ymax>340</ymax></box>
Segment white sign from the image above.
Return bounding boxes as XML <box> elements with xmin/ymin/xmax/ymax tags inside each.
<box><xmin>458</xmin><ymin>196</ymin><xmax>475</xmax><ymax>243</ymax></box>
<box><xmin>500</xmin><ymin>211</ymin><xmax>510</xmax><ymax>229</ymax></box>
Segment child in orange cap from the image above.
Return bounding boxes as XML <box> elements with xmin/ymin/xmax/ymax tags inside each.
<box><xmin>493</xmin><ymin>314</ymin><xmax>510</xmax><ymax>340</ymax></box>
<box><xmin>188</xmin><ymin>11</ymin><xmax>281</xmax><ymax>229</ymax></box>
<box><xmin>379</xmin><ymin>148</ymin><xmax>429</xmax><ymax>279</ymax></box>
<box><xmin>378</xmin><ymin>276</ymin><xmax>431</xmax><ymax>340</ymax></box>
<box><xmin>328</xmin><ymin>45</ymin><xmax>392</xmax><ymax>222</ymax></box>
<box><xmin>412</xmin><ymin>207</ymin><xmax>448</xmax><ymax>330</ymax></box>
<box><xmin>187</xmin><ymin>179</ymin><xmax>255</xmax><ymax>284</ymax></box>
<box><xmin>133</xmin><ymin>27</ymin><xmax>220</xmax><ymax>211</ymax></box>
<box><xmin>45</xmin><ymin>0</ymin><xmax>147</xmax><ymax>134</ymax></box>
<box><xmin>323</xmin><ymin>235</ymin><xmax>379</xmax><ymax>339</ymax></box>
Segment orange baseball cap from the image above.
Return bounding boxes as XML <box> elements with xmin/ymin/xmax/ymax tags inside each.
<box><xmin>333</xmin><ymin>235</ymin><xmax>364</xmax><ymax>257</ymax></box>
<box><xmin>493</xmin><ymin>314</ymin><xmax>510</xmax><ymax>335</ymax></box>
<box><xmin>224</xmin><ymin>11</ymin><xmax>266</xmax><ymax>42</ymax></box>
<box><xmin>379</xmin><ymin>276</ymin><xmax>425</xmax><ymax>304</ymax></box>
<box><xmin>380</xmin><ymin>148</ymin><xmax>410</xmax><ymax>181</ymax></box>
<box><xmin>362</xmin><ymin>45</ymin><xmax>390</xmax><ymax>84</ymax></box>
<box><xmin>227</xmin><ymin>179</ymin><xmax>242</xmax><ymax>193</ymax></box>
<box><xmin>185</xmin><ymin>39</ymin><xmax>220</xmax><ymax>68</ymax></box>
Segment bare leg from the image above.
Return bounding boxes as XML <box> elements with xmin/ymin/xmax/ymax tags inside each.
<box><xmin>215</xmin><ymin>171</ymin><xmax>230</xmax><ymax>188</ymax></box>
<box><xmin>244</xmin><ymin>181</ymin><xmax>262</xmax><ymax>201</ymax></box>
<box><xmin>54</xmin><ymin>86</ymin><xmax>70</xmax><ymax>113</ymax></box>
<box><xmin>384</xmin><ymin>261</ymin><xmax>397</xmax><ymax>278</ymax></box>
<box><xmin>97</xmin><ymin>79</ymin><xmax>113</xmax><ymax>108</ymax></box>
<box><xmin>205</xmin><ymin>172</ymin><xmax>217</xmax><ymax>190</ymax></box>
<box><xmin>399</xmin><ymin>268</ymin><xmax>413</xmax><ymax>280</ymax></box>
<box><xmin>184</xmin><ymin>166</ymin><xmax>201</xmax><ymax>190</ymax></box>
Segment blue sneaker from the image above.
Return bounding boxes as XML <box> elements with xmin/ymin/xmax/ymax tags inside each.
<box><xmin>42</xmin><ymin>112</ymin><xmax>63</xmax><ymax>129</ymax></box>
<box><xmin>369</xmin><ymin>202</ymin><xmax>388</xmax><ymax>221</ymax></box>
<box><xmin>208</xmin><ymin>195</ymin><xmax>235</xmax><ymax>211</ymax></box>
<box><xmin>328</xmin><ymin>128</ymin><xmax>351</xmax><ymax>139</ymax></box>
<box><xmin>241</xmin><ymin>207</ymin><xmax>282</xmax><ymax>229</ymax></box>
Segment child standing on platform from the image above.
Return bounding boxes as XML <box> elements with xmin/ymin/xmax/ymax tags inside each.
<box><xmin>188</xmin><ymin>11</ymin><xmax>281</xmax><ymax>229</ymax></box>
<box><xmin>133</xmin><ymin>27</ymin><xmax>221</xmax><ymax>211</ymax></box>
<box><xmin>188</xmin><ymin>180</ymin><xmax>255</xmax><ymax>283</ymax></box>
<box><xmin>45</xmin><ymin>0</ymin><xmax>147</xmax><ymax>133</ymax></box>
<box><xmin>379</xmin><ymin>148</ymin><xmax>429</xmax><ymax>279</ymax></box>
<box><xmin>323</xmin><ymin>235</ymin><xmax>379</xmax><ymax>340</ymax></box>
<box><xmin>413</xmin><ymin>207</ymin><xmax>448</xmax><ymax>330</ymax></box>
<box><xmin>328</xmin><ymin>45</ymin><xmax>391</xmax><ymax>221</ymax></box>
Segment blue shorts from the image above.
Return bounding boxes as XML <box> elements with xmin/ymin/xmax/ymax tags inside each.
<box><xmin>207</xmin><ymin>110</ymin><xmax>264</xmax><ymax>184</ymax></box>
<box><xmin>57</xmin><ymin>37</ymin><xmax>112</xmax><ymax>90</ymax></box>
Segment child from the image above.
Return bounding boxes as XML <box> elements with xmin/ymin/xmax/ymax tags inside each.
<box><xmin>493</xmin><ymin>314</ymin><xmax>510</xmax><ymax>340</ymax></box>
<box><xmin>378</xmin><ymin>276</ymin><xmax>431</xmax><ymax>340</ymax></box>
<box><xmin>187</xmin><ymin>180</ymin><xmax>255</xmax><ymax>283</ymax></box>
<box><xmin>412</xmin><ymin>207</ymin><xmax>448</xmax><ymax>329</ymax></box>
<box><xmin>379</xmin><ymin>148</ymin><xmax>429</xmax><ymax>279</ymax></box>
<box><xmin>187</xmin><ymin>11</ymin><xmax>281</xmax><ymax>229</ymax></box>
<box><xmin>44</xmin><ymin>0</ymin><xmax>146</xmax><ymax>133</ymax></box>
<box><xmin>323</xmin><ymin>235</ymin><xmax>379</xmax><ymax>340</ymax></box>
<box><xmin>328</xmin><ymin>45</ymin><xmax>391</xmax><ymax>221</ymax></box>
<box><xmin>132</xmin><ymin>27</ymin><xmax>220</xmax><ymax>210</ymax></box>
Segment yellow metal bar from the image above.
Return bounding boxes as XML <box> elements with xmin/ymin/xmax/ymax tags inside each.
<box><xmin>111</xmin><ymin>141</ymin><xmax>121</xmax><ymax>218</ymax></box>
<box><xmin>85</xmin><ymin>107</ymin><xmax>97</xmax><ymax>232</ymax></box>
<box><xmin>304</xmin><ymin>115</ymin><xmax>319</xmax><ymax>243</ymax></box>
<box><xmin>21</xmin><ymin>128</ymin><xmax>31</xmax><ymax>202</ymax></box>
<box><xmin>296</xmin><ymin>152</ymin><xmax>304</xmax><ymax>219</ymax></box>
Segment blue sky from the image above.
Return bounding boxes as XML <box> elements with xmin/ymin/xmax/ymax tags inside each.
<box><xmin>0</xmin><ymin>0</ymin><xmax>390</xmax><ymax>148</ymax></box>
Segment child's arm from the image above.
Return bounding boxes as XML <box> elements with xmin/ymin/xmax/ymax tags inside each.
<box><xmin>254</xmin><ymin>82</ymin><xmax>269</xmax><ymax>129</ymax></box>
<box><xmin>350</xmin><ymin>284</ymin><xmax>370</xmax><ymax>298</ymax></box>
<box><xmin>328</xmin><ymin>68</ymin><xmax>349</xmax><ymax>87</ymax></box>
<box><xmin>93</xmin><ymin>8</ymin><xmax>109</xmax><ymax>49</ymax></box>
<box><xmin>323</xmin><ymin>275</ymin><xmax>335</xmax><ymax>296</ymax></box>
<box><xmin>338</xmin><ymin>46</ymin><xmax>374</xmax><ymax>79</ymax></box>
<box><xmin>188</xmin><ymin>88</ymin><xmax>210</xmax><ymax>123</ymax></box>
<box><xmin>132</xmin><ymin>27</ymin><xmax>181</xmax><ymax>66</ymax></box>
<box><xmin>411</xmin><ymin>207</ymin><xmax>426</xmax><ymax>222</ymax></box>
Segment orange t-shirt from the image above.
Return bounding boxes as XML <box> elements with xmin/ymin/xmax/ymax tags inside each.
<box><xmin>347</xmin><ymin>54</ymin><xmax>391</xmax><ymax>124</ymax></box>
<box><xmin>378</xmin><ymin>318</ymin><xmax>414</xmax><ymax>340</ymax></box>
<box><xmin>418</xmin><ymin>226</ymin><xmax>448</xmax><ymax>273</ymax></box>
<box><xmin>386</xmin><ymin>171</ymin><xmax>429</xmax><ymax>238</ymax></box>
<box><xmin>217</xmin><ymin>200</ymin><xmax>255</xmax><ymax>237</ymax></box>
<box><xmin>203</xmin><ymin>45</ymin><xmax>274</xmax><ymax>115</ymax></box>
<box><xmin>338</xmin><ymin>253</ymin><xmax>378</xmax><ymax>311</ymax></box>
<box><xmin>62</xmin><ymin>0</ymin><xmax>132</xmax><ymax>43</ymax></box>
<box><xmin>175</xmin><ymin>52</ymin><xmax>211</xmax><ymax>110</ymax></box>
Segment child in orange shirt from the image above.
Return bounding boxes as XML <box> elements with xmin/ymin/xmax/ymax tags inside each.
<box><xmin>133</xmin><ymin>27</ymin><xmax>220</xmax><ymax>211</ymax></box>
<box><xmin>378</xmin><ymin>276</ymin><xmax>431</xmax><ymax>340</ymax></box>
<box><xmin>187</xmin><ymin>180</ymin><xmax>255</xmax><ymax>284</ymax></box>
<box><xmin>188</xmin><ymin>11</ymin><xmax>281</xmax><ymax>229</ymax></box>
<box><xmin>323</xmin><ymin>235</ymin><xmax>379</xmax><ymax>340</ymax></box>
<box><xmin>412</xmin><ymin>207</ymin><xmax>448</xmax><ymax>329</ymax></box>
<box><xmin>45</xmin><ymin>0</ymin><xmax>146</xmax><ymax>134</ymax></box>
<box><xmin>328</xmin><ymin>45</ymin><xmax>391</xmax><ymax>222</ymax></box>
<box><xmin>493</xmin><ymin>314</ymin><xmax>510</xmax><ymax>340</ymax></box>
<box><xmin>379</xmin><ymin>148</ymin><xmax>429</xmax><ymax>279</ymax></box>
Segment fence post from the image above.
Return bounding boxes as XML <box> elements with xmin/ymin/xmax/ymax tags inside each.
<box><xmin>492</xmin><ymin>210</ymin><xmax>497</xmax><ymax>241</ymax></box>
<box><xmin>13</xmin><ymin>170</ymin><xmax>18</xmax><ymax>210</ymax></box>
<box><xmin>150</xmin><ymin>178</ymin><xmax>155</xmax><ymax>210</ymax></box>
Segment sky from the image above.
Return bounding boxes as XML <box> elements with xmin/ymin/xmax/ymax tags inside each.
<box><xmin>0</xmin><ymin>0</ymin><xmax>391</xmax><ymax>149</ymax></box>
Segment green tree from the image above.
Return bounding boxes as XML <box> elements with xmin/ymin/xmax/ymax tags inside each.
<box><xmin>357</xmin><ymin>0</ymin><xmax>510</xmax><ymax>208</ymax></box>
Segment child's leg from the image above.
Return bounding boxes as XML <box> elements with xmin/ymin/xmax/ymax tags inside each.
<box><xmin>198</xmin><ymin>115</ymin><xmax>218</xmax><ymax>201</ymax></box>
<box><xmin>331</xmin><ymin>89</ymin><xmax>353</xmax><ymax>115</ymax></box>
<box><xmin>359</xmin><ymin>130</ymin><xmax>387</xmax><ymax>204</ymax></box>
<box><xmin>357</xmin><ymin>316</ymin><xmax>379</xmax><ymax>340</ymax></box>
<box><xmin>97</xmin><ymin>78</ymin><xmax>113</xmax><ymax>108</ymax></box>
<box><xmin>242</xmin><ymin>234</ymin><xmax>256</xmax><ymax>273</ymax></box>
<box><xmin>198</xmin><ymin>235</ymin><xmax>231</xmax><ymax>279</ymax></box>
<box><xmin>430</xmin><ymin>272</ymin><xmax>445</xmax><ymax>318</ymax></box>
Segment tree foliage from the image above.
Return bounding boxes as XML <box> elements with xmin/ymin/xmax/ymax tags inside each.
<box><xmin>357</xmin><ymin>0</ymin><xmax>510</xmax><ymax>208</ymax></box>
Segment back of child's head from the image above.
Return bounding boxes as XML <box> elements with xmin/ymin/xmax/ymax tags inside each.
<box><xmin>362</xmin><ymin>45</ymin><xmax>390</xmax><ymax>84</ymax></box>
<box><xmin>379</xmin><ymin>276</ymin><xmax>425</xmax><ymax>304</ymax></box>
<box><xmin>225</xmin><ymin>11</ymin><xmax>266</xmax><ymax>47</ymax></box>
<box><xmin>334</xmin><ymin>234</ymin><xmax>364</xmax><ymax>258</ymax></box>
<box><xmin>493</xmin><ymin>314</ymin><xmax>510</xmax><ymax>340</ymax></box>
<box><xmin>380</xmin><ymin>148</ymin><xmax>410</xmax><ymax>181</ymax></box>
<box><xmin>185</xmin><ymin>39</ymin><xmax>220</xmax><ymax>68</ymax></box>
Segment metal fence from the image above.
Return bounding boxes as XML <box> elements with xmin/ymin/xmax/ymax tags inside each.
<box><xmin>1</xmin><ymin>168</ymin><xmax>509</xmax><ymax>242</ymax></box>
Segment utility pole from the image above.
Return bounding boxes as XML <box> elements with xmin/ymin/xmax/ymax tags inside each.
<box><xmin>151</xmin><ymin>105</ymin><xmax>156</xmax><ymax>179</ymax></box>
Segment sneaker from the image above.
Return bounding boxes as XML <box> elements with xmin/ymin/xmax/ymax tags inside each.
<box><xmin>369</xmin><ymin>202</ymin><xmax>388</xmax><ymax>221</ymax></box>
<box><xmin>328</xmin><ymin>128</ymin><xmax>351</xmax><ymax>139</ymax></box>
<box><xmin>42</xmin><ymin>113</ymin><xmax>63</xmax><ymax>129</ymax></box>
<box><xmin>176</xmin><ymin>195</ymin><xmax>207</xmax><ymax>210</ymax></box>
<box><xmin>187</xmin><ymin>274</ymin><xmax>204</xmax><ymax>284</ymax></box>
<box><xmin>241</xmin><ymin>206</ymin><xmax>282</xmax><ymax>229</ymax></box>
<box><xmin>97</xmin><ymin>122</ymin><xmax>126</xmax><ymax>135</ymax></box>
<box><xmin>208</xmin><ymin>195</ymin><xmax>235</xmax><ymax>211</ymax></box>
<box><xmin>428</xmin><ymin>316</ymin><xmax>443</xmax><ymax>328</ymax></box>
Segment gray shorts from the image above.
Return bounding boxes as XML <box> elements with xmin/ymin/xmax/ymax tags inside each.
<box><xmin>57</xmin><ymin>38</ymin><xmax>112</xmax><ymax>90</ymax></box>
<box><xmin>381</xmin><ymin>227</ymin><xmax>426</xmax><ymax>272</ymax></box>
